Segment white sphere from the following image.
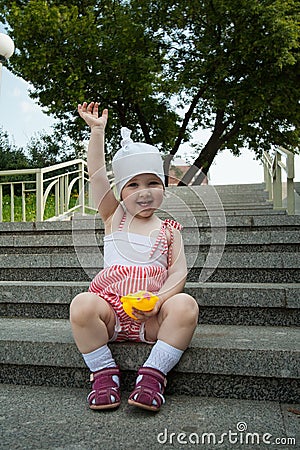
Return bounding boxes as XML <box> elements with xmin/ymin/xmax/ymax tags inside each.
<box><xmin>0</xmin><ymin>33</ymin><xmax>15</xmax><ymax>59</ymax></box>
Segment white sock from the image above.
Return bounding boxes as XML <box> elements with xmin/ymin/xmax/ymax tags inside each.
<box><xmin>82</xmin><ymin>345</ymin><xmax>116</xmax><ymax>372</ymax></box>
<box><xmin>143</xmin><ymin>340</ymin><xmax>184</xmax><ymax>375</ymax></box>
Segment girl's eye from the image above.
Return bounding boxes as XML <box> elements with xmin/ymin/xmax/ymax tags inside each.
<box><xmin>127</xmin><ymin>182</ymin><xmax>138</xmax><ymax>188</ymax></box>
<box><xmin>149</xmin><ymin>181</ymin><xmax>160</xmax><ymax>186</ymax></box>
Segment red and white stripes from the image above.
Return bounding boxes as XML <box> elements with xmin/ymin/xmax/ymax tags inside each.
<box><xmin>89</xmin><ymin>264</ymin><xmax>168</xmax><ymax>341</ymax></box>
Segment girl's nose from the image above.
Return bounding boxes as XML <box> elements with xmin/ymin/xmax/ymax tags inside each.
<box><xmin>138</xmin><ymin>188</ymin><xmax>151</xmax><ymax>198</ymax></box>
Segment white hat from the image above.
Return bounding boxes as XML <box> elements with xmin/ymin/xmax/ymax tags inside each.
<box><xmin>112</xmin><ymin>127</ymin><xmax>165</xmax><ymax>198</ymax></box>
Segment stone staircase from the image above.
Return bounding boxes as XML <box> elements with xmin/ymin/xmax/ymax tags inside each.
<box><xmin>0</xmin><ymin>183</ymin><xmax>299</xmax><ymax>403</ymax></box>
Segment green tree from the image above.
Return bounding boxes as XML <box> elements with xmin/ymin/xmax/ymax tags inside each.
<box><xmin>0</xmin><ymin>0</ymin><xmax>180</xmax><ymax>155</ymax></box>
<box><xmin>148</xmin><ymin>0</ymin><xmax>300</xmax><ymax>184</ymax></box>
<box><xmin>0</xmin><ymin>127</ymin><xmax>29</xmax><ymax>170</ymax></box>
<box><xmin>1</xmin><ymin>0</ymin><xmax>299</xmax><ymax>184</ymax></box>
<box><xmin>25</xmin><ymin>128</ymin><xmax>85</xmax><ymax>168</ymax></box>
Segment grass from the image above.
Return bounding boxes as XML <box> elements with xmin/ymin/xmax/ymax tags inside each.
<box><xmin>0</xmin><ymin>193</ymin><xmax>87</xmax><ymax>222</ymax></box>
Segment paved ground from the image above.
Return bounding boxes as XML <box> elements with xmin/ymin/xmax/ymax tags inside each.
<box><xmin>0</xmin><ymin>384</ymin><xmax>299</xmax><ymax>450</ymax></box>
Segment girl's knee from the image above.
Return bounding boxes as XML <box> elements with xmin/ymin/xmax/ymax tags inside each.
<box><xmin>69</xmin><ymin>292</ymin><xmax>101</xmax><ymax>326</ymax></box>
<box><xmin>164</xmin><ymin>293</ymin><xmax>199</xmax><ymax>325</ymax></box>
<box><xmin>180</xmin><ymin>294</ymin><xmax>199</xmax><ymax>325</ymax></box>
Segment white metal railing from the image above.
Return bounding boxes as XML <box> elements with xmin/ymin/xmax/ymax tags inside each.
<box><xmin>263</xmin><ymin>146</ymin><xmax>295</xmax><ymax>215</ymax></box>
<box><xmin>0</xmin><ymin>159</ymin><xmax>100</xmax><ymax>222</ymax></box>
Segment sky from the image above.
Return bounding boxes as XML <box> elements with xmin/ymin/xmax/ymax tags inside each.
<box><xmin>0</xmin><ymin>61</ymin><xmax>299</xmax><ymax>186</ymax></box>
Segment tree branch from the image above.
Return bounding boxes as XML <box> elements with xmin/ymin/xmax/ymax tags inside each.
<box><xmin>177</xmin><ymin>109</ymin><xmax>226</xmax><ymax>186</ymax></box>
<box><xmin>220</xmin><ymin>120</ymin><xmax>240</xmax><ymax>144</ymax></box>
<box><xmin>164</xmin><ymin>85</ymin><xmax>207</xmax><ymax>184</ymax></box>
<box><xmin>134</xmin><ymin>103</ymin><xmax>153</xmax><ymax>144</ymax></box>
<box><xmin>214</xmin><ymin>108</ymin><xmax>226</xmax><ymax>132</ymax></box>
<box><xmin>171</xmin><ymin>86</ymin><xmax>207</xmax><ymax>156</ymax></box>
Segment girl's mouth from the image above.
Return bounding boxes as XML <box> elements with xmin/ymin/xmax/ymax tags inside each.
<box><xmin>137</xmin><ymin>201</ymin><xmax>152</xmax><ymax>208</ymax></box>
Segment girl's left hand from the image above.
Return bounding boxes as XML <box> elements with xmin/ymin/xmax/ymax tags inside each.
<box><xmin>132</xmin><ymin>299</ymin><xmax>162</xmax><ymax>322</ymax></box>
<box><xmin>78</xmin><ymin>102</ymin><xmax>108</xmax><ymax>130</ymax></box>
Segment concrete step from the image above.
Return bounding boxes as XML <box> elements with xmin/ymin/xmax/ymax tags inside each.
<box><xmin>161</xmin><ymin>201</ymin><xmax>273</xmax><ymax>209</ymax></box>
<box><xmin>0</xmin><ymin>183</ymin><xmax>298</xmax><ymax>407</ymax></box>
<box><xmin>162</xmin><ymin>194</ymin><xmax>270</xmax><ymax>204</ymax></box>
<box><xmin>1</xmin><ymin>211</ymin><xmax>297</xmax><ymax>235</ymax></box>
<box><xmin>1</xmin><ymin>281</ymin><xmax>299</xmax><ymax>326</ymax></box>
<box><xmin>145</xmin><ymin>182</ymin><xmax>280</xmax><ymax>215</ymax></box>
<box><xmin>163</xmin><ymin>184</ymin><xmax>271</xmax><ymax>207</ymax></box>
<box><xmin>0</xmin><ymin>319</ymin><xmax>299</xmax><ymax>402</ymax></box>
<box><xmin>1</xmin><ymin>214</ymin><xmax>298</xmax><ymax>286</ymax></box>
<box><xmin>166</xmin><ymin>183</ymin><xmax>269</xmax><ymax>198</ymax></box>
<box><xmin>1</xmin><ymin>227</ymin><xmax>300</xmax><ymax>249</ymax></box>
<box><xmin>1</xmin><ymin>383</ymin><xmax>298</xmax><ymax>450</ymax></box>
<box><xmin>165</xmin><ymin>191</ymin><xmax>270</xmax><ymax>200</ymax></box>
<box><xmin>171</xmin><ymin>183</ymin><xmax>267</xmax><ymax>192</ymax></box>
<box><xmin>0</xmin><ymin>250</ymin><xmax>298</xmax><ymax>283</ymax></box>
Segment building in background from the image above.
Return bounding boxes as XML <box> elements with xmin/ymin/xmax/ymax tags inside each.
<box><xmin>168</xmin><ymin>158</ymin><xmax>209</xmax><ymax>185</ymax></box>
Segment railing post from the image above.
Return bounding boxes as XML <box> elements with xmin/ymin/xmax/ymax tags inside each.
<box><xmin>78</xmin><ymin>161</ymin><xmax>85</xmax><ymax>215</ymax></box>
<box><xmin>273</xmin><ymin>151</ymin><xmax>282</xmax><ymax>209</ymax></box>
<box><xmin>10</xmin><ymin>184</ymin><xmax>14</xmax><ymax>222</ymax></box>
<box><xmin>59</xmin><ymin>176</ymin><xmax>65</xmax><ymax>215</ymax></box>
<box><xmin>0</xmin><ymin>185</ymin><xmax>2</xmax><ymax>222</ymax></box>
<box><xmin>64</xmin><ymin>174</ymin><xmax>69</xmax><ymax>214</ymax></box>
<box><xmin>286</xmin><ymin>151</ymin><xmax>295</xmax><ymax>215</ymax></box>
<box><xmin>263</xmin><ymin>152</ymin><xmax>272</xmax><ymax>200</ymax></box>
<box><xmin>268</xmin><ymin>169</ymin><xmax>272</xmax><ymax>201</ymax></box>
<box><xmin>55</xmin><ymin>181</ymin><xmax>59</xmax><ymax>217</ymax></box>
<box><xmin>263</xmin><ymin>160</ymin><xmax>268</xmax><ymax>188</ymax></box>
<box><xmin>36</xmin><ymin>169</ymin><xmax>44</xmax><ymax>221</ymax></box>
<box><xmin>21</xmin><ymin>182</ymin><xmax>26</xmax><ymax>222</ymax></box>
<box><xmin>88</xmin><ymin>180</ymin><xmax>95</xmax><ymax>209</ymax></box>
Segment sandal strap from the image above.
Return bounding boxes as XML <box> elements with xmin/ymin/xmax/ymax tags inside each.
<box><xmin>90</xmin><ymin>366</ymin><xmax>121</xmax><ymax>383</ymax></box>
<box><xmin>87</xmin><ymin>386</ymin><xmax>121</xmax><ymax>405</ymax></box>
<box><xmin>137</xmin><ymin>367</ymin><xmax>167</xmax><ymax>391</ymax></box>
<box><xmin>128</xmin><ymin>367</ymin><xmax>167</xmax><ymax>409</ymax></box>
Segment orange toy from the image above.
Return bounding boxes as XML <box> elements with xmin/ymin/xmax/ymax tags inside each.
<box><xmin>120</xmin><ymin>290</ymin><xmax>159</xmax><ymax>320</ymax></box>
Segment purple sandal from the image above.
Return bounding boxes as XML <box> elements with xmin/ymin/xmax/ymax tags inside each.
<box><xmin>87</xmin><ymin>367</ymin><xmax>121</xmax><ymax>410</ymax></box>
<box><xmin>128</xmin><ymin>367</ymin><xmax>167</xmax><ymax>412</ymax></box>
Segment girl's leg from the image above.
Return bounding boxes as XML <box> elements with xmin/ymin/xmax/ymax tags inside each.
<box><xmin>70</xmin><ymin>292</ymin><xmax>121</xmax><ymax>410</ymax></box>
<box><xmin>145</xmin><ymin>293</ymin><xmax>199</xmax><ymax>350</ymax></box>
<box><xmin>143</xmin><ymin>293</ymin><xmax>198</xmax><ymax>376</ymax></box>
<box><xmin>128</xmin><ymin>294</ymin><xmax>198</xmax><ymax>411</ymax></box>
<box><xmin>70</xmin><ymin>292</ymin><xmax>116</xmax><ymax>353</ymax></box>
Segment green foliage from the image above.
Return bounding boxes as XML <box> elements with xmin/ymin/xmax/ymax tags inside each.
<box><xmin>26</xmin><ymin>128</ymin><xmax>85</xmax><ymax>168</ymax></box>
<box><xmin>0</xmin><ymin>127</ymin><xmax>28</xmax><ymax>170</ymax></box>
<box><xmin>0</xmin><ymin>0</ymin><xmax>299</xmax><ymax>181</ymax></box>
<box><xmin>150</xmin><ymin>0</ymin><xmax>299</xmax><ymax>152</ymax></box>
<box><xmin>1</xmin><ymin>0</ymin><xmax>181</xmax><ymax>154</ymax></box>
<box><xmin>0</xmin><ymin>126</ymin><xmax>85</xmax><ymax>172</ymax></box>
<box><xmin>1</xmin><ymin>193</ymin><xmax>78</xmax><ymax>221</ymax></box>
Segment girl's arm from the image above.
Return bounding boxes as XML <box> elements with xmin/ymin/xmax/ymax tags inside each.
<box><xmin>132</xmin><ymin>229</ymin><xmax>188</xmax><ymax>320</ymax></box>
<box><xmin>78</xmin><ymin>102</ymin><xmax>119</xmax><ymax>221</ymax></box>
<box><xmin>156</xmin><ymin>228</ymin><xmax>187</xmax><ymax>304</ymax></box>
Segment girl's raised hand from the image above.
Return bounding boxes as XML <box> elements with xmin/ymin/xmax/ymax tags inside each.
<box><xmin>78</xmin><ymin>101</ymin><xmax>108</xmax><ymax>130</ymax></box>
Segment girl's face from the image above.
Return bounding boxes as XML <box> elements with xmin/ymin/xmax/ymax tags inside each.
<box><xmin>121</xmin><ymin>173</ymin><xmax>164</xmax><ymax>218</ymax></box>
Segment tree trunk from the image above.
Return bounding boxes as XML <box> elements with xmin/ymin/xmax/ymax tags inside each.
<box><xmin>134</xmin><ymin>103</ymin><xmax>153</xmax><ymax>145</ymax></box>
<box><xmin>177</xmin><ymin>112</ymin><xmax>240</xmax><ymax>186</ymax></box>
<box><xmin>177</xmin><ymin>109</ymin><xmax>226</xmax><ymax>186</ymax></box>
<box><xmin>164</xmin><ymin>87</ymin><xmax>207</xmax><ymax>185</ymax></box>
<box><xmin>177</xmin><ymin>138</ymin><xmax>221</xmax><ymax>186</ymax></box>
